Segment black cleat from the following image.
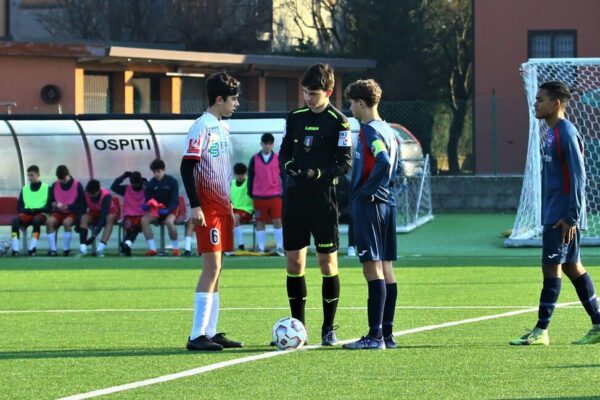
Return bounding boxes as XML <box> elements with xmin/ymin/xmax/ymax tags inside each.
<box><xmin>211</xmin><ymin>333</ymin><xmax>243</xmax><ymax>348</ymax></box>
<box><xmin>183</xmin><ymin>250</ymin><xmax>192</xmax><ymax>257</ymax></box>
<box><xmin>48</xmin><ymin>250</ymin><xmax>58</xmax><ymax>257</ymax></box>
<box><xmin>27</xmin><ymin>248</ymin><xmax>37</xmax><ymax>256</ymax></box>
<box><xmin>11</xmin><ymin>250</ymin><xmax>19</xmax><ymax>257</ymax></box>
<box><xmin>238</xmin><ymin>245</ymin><xmax>245</xmax><ymax>251</ymax></box>
<box><xmin>186</xmin><ymin>335</ymin><xmax>223</xmax><ymax>351</ymax></box>
<box><xmin>63</xmin><ymin>250</ymin><xmax>71</xmax><ymax>257</ymax></box>
<box><xmin>120</xmin><ymin>242</ymin><xmax>132</xmax><ymax>257</ymax></box>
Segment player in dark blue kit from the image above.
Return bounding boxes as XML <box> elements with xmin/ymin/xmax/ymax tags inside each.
<box><xmin>342</xmin><ymin>79</ymin><xmax>399</xmax><ymax>350</ymax></box>
<box><xmin>510</xmin><ymin>81</ymin><xmax>600</xmax><ymax>345</ymax></box>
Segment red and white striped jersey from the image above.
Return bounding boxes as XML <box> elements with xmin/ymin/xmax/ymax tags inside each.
<box><xmin>182</xmin><ymin>112</ymin><xmax>232</xmax><ymax>215</ymax></box>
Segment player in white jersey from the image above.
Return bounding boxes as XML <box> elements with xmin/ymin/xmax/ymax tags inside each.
<box><xmin>180</xmin><ymin>72</ymin><xmax>243</xmax><ymax>351</ymax></box>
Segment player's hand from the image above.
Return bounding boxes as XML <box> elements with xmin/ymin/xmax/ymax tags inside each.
<box><xmin>141</xmin><ymin>204</ymin><xmax>151</xmax><ymax>212</ymax></box>
<box><xmin>306</xmin><ymin>169</ymin><xmax>321</xmax><ymax>180</ymax></box>
<box><xmin>158</xmin><ymin>208</ymin><xmax>170</xmax><ymax>216</ymax></box>
<box><xmin>191</xmin><ymin>206</ymin><xmax>206</xmax><ymax>227</ymax></box>
<box><xmin>553</xmin><ymin>219</ymin><xmax>576</xmax><ymax>244</ymax></box>
<box><xmin>123</xmin><ymin>171</ymin><xmax>132</xmax><ymax>178</ymax></box>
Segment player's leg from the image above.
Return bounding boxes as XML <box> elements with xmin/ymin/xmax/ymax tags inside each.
<box><xmin>187</xmin><ymin>213</ymin><xmax>240</xmax><ymax>350</ymax></box>
<box><xmin>312</xmin><ymin>185</ymin><xmax>340</xmax><ymax>345</ymax></box>
<box><xmin>271</xmin><ymin>197</ymin><xmax>284</xmax><ymax>256</ymax></box>
<box><xmin>510</xmin><ymin>226</ymin><xmax>563</xmax><ymax>345</ymax></box>
<box><xmin>382</xmin><ymin>261</ymin><xmax>398</xmax><ymax>348</ymax></box>
<box><xmin>381</xmin><ymin>204</ymin><xmax>398</xmax><ymax>348</ymax></box>
<box><xmin>231</xmin><ymin>212</ymin><xmax>244</xmax><ymax>252</ymax></box>
<box><xmin>95</xmin><ymin>213</ymin><xmax>115</xmax><ymax>256</ymax></box>
<box><xmin>121</xmin><ymin>216</ymin><xmax>140</xmax><ymax>256</ymax></box>
<box><xmin>283</xmin><ymin>187</ymin><xmax>311</xmax><ymax>326</ymax></box>
<box><xmin>28</xmin><ymin>214</ymin><xmax>45</xmax><ymax>256</ymax></box>
<box><xmin>184</xmin><ymin>219</ymin><xmax>194</xmax><ymax>256</ymax></box>
<box><xmin>61</xmin><ymin>215</ymin><xmax>75</xmax><ymax>256</ymax></box>
<box><xmin>343</xmin><ymin>203</ymin><xmax>386</xmax><ymax>350</ymax></box>
<box><xmin>46</xmin><ymin>214</ymin><xmax>59</xmax><ymax>255</ymax></box>
<box><xmin>10</xmin><ymin>216</ymin><xmax>22</xmax><ymax>255</ymax></box>
<box><xmin>79</xmin><ymin>213</ymin><xmax>90</xmax><ymax>255</ymax></box>
<box><xmin>163</xmin><ymin>214</ymin><xmax>179</xmax><ymax>256</ymax></box>
<box><xmin>561</xmin><ymin>230</ymin><xmax>600</xmax><ymax>344</ymax></box>
<box><xmin>141</xmin><ymin>212</ymin><xmax>158</xmax><ymax>255</ymax></box>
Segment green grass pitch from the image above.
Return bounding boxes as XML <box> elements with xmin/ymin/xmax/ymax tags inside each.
<box><xmin>2</xmin><ymin>214</ymin><xmax>600</xmax><ymax>399</ymax></box>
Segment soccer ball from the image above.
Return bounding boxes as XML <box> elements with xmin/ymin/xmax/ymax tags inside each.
<box><xmin>272</xmin><ymin>317</ymin><xmax>307</xmax><ymax>350</ymax></box>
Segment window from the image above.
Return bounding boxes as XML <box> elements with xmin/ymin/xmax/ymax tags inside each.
<box><xmin>84</xmin><ymin>73</ymin><xmax>111</xmax><ymax>114</ymax></box>
<box><xmin>528</xmin><ymin>30</ymin><xmax>576</xmax><ymax>58</ymax></box>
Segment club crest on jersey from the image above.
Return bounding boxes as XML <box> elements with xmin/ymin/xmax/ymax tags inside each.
<box><xmin>338</xmin><ymin>130</ymin><xmax>352</xmax><ymax>147</ymax></box>
<box><xmin>304</xmin><ymin>136</ymin><xmax>313</xmax><ymax>148</ymax></box>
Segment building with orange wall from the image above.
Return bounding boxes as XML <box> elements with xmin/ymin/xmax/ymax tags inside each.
<box><xmin>474</xmin><ymin>0</ymin><xmax>600</xmax><ymax>174</ymax></box>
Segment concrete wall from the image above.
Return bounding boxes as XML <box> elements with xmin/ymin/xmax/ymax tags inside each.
<box><xmin>431</xmin><ymin>175</ymin><xmax>523</xmax><ymax>212</ymax></box>
<box><xmin>474</xmin><ymin>0</ymin><xmax>600</xmax><ymax>174</ymax></box>
<box><xmin>0</xmin><ymin>55</ymin><xmax>77</xmax><ymax>113</ymax></box>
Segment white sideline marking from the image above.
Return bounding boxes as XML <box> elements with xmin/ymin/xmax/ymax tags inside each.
<box><xmin>0</xmin><ymin>305</ymin><xmax>556</xmax><ymax>315</ymax></box>
<box><xmin>56</xmin><ymin>301</ymin><xmax>579</xmax><ymax>400</ymax></box>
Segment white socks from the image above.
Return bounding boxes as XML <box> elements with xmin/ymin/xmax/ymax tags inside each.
<box><xmin>256</xmin><ymin>230</ymin><xmax>266</xmax><ymax>252</ymax></box>
<box><xmin>190</xmin><ymin>292</ymin><xmax>213</xmax><ymax>340</ymax></box>
<box><xmin>171</xmin><ymin>239</ymin><xmax>179</xmax><ymax>250</ymax></box>
<box><xmin>63</xmin><ymin>232</ymin><xmax>72</xmax><ymax>251</ymax></box>
<box><xmin>29</xmin><ymin>237</ymin><xmax>38</xmax><ymax>251</ymax></box>
<box><xmin>48</xmin><ymin>232</ymin><xmax>57</xmax><ymax>251</ymax></box>
<box><xmin>97</xmin><ymin>242</ymin><xmax>106</xmax><ymax>253</ymax></box>
<box><xmin>274</xmin><ymin>228</ymin><xmax>283</xmax><ymax>250</ymax></box>
<box><xmin>185</xmin><ymin>236</ymin><xmax>192</xmax><ymax>252</ymax></box>
<box><xmin>206</xmin><ymin>293</ymin><xmax>220</xmax><ymax>338</ymax></box>
<box><xmin>147</xmin><ymin>239</ymin><xmax>156</xmax><ymax>251</ymax></box>
<box><xmin>11</xmin><ymin>238</ymin><xmax>19</xmax><ymax>252</ymax></box>
<box><xmin>234</xmin><ymin>226</ymin><xmax>244</xmax><ymax>248</ymax></box>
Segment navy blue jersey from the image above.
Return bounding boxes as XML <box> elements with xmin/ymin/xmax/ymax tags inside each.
<box><xmin>145</xmin><ymin>174</ymin><xmax>179</xmax><ymax>213</ymax></box>
<box><xmin>350</xmin><ymin>120</ymin><xmax>399</xmax><ymax>205</ymax></box>
<box><xmin>541</xmin><ymin>119</ymin><xmax>587</xmax><ymax>228</ymax></box>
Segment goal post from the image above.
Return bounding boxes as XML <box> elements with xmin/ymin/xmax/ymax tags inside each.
<box><xmin>396</xmin><ymin>154</ymin><xmax>434</xmax><ymax>233</ymax></box>
<box><xmin>506</xmin><ymin>58</ymin><xmax>600</xmax><ymax>247</ymax></box>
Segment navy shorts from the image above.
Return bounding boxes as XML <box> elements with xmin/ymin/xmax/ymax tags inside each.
<box><xmin>351</xmin><ymin>200</ymin><xmax>397</xmax><ymax>263</ymax></box>
<box><xmin>542</xmin><ymin>225</ymin><xmax>580</xmax><ymax>265</ymax></box>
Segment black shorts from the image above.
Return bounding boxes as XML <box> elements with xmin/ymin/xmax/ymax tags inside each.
<box><xmin>282</xmin><ymin>185</ymin><xmax>339</xmax><ymax>253</ymax></box>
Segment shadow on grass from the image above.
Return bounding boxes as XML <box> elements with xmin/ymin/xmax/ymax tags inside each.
<box><xmin>550</xmin><ymin>364</ymin><xmax>600</xmax><ymax>369</ymax></box>
<box><xmin>0</xmin><ymin>346</ymin><xmax>274</xmax><ymax>360</ymax></box>
<box><xmin>500</xmin><ymin>397</ymin><xmax>600</xmax><ymax>400</ymax></box>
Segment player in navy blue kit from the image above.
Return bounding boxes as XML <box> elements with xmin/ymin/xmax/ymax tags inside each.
<box><xmin>510</xmin><ymin>81</ymin><xmax>600</xmax><ymax>346</ymax></box>
<box><xmin>342</xmin><ymin>79</ymin><xmax>399</xmax><ymax>350</ymax></box>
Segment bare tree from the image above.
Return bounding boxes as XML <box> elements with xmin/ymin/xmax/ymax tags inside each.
<box><xmin>416</xmin><ymin>0</ymin><xmax>473</xmax><ymax>173</ymax></box>
<box><xmin>37</xmin><ymin>0</ymin><xmax>273</xmax><ymax>52</ymax></box>
<box><xmin>278</xmin><ymin>0</ymin><xmax>349</xmax><ymax>53</ymax></box>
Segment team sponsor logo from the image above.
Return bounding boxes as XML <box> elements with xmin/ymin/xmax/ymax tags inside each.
<box><xmin>304</xmin><ymin>136</ymin><xmax>313</xmax><ymax>147</ymax></box>
<box><xmin>338</xmin><ymin>130</ymin><xmax>352</xmax><ymax>147</ymax></box>
<box><xmin>342</xmin><ymin>122</ymin><xmax>351</xmax><ymax>129</ymax></box>
<box><xmin>186</xmin><ymin>138</ymin><xmax>201</xmax><ymax>154</ymax></box>
<box><xmin>305</xmin><ymin>126</ymin><xmax>319</xmax><ymax>131</ymax></box>
<box><xmin>317</xmin><ymin>242</ymin><xmax>334</xmax><ymax>248</ymax></box>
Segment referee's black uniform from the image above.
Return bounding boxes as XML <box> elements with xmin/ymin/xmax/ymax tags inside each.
<box><xmin>279</xmin><ymin>104</ymin><xmax>353</xmax><ymax>253</ymax></box>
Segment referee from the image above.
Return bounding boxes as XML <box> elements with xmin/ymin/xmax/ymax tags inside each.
<box><xmin>279</xmin><ymin>63</ymin><xmax>353</xmax><ymax>345</ymax></box>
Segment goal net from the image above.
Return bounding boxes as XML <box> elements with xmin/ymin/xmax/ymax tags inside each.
<box><xmin>506</xmin><ymin>58</ymin><xmax>600</xmax><ymax>247</ymax></box>
<box><xmin>396</xmin><ymin>154</ymin><xmax>434</xmax><ymax>233</ymax></box>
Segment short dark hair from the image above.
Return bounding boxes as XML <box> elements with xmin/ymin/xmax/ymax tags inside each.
<box><xmin>27</xmin><ymin>165</ymin><xmax>40</xmax><ymax>174</ymax></box>
<box><xmin>85</xmin><ymin>179</ymin><xmax>101</xmax><ymax>194</ymax></box>
<box><xmin>301</xmin><ymin>63</ymin><xmax>335</xmax><ymax>91</ymax></box>
<box><xmin>206</xmin><ymin>72</ymin><xmax>240</xmax><ymax>106</ymax></box>
<box><xmin>261</xmin><ymin>133</ymin><xmax>275</xmax><ymax>144</ymax></box>
<box><xmin>150</xmin><ymin>159</ymin><xmax>165</xmax><ymax>172</ymax></box>
<box><xmin>539</xmin><ymin>80</ymin><xmax>572</xmax><ymax>104</ymax></box>
<box><xmin>233</xmin><ymin>163</ymin><xmax>247</xmax><ymax>175</ymax></box>
<box><xmin>344</xmin><ymin>79</ymin><xmax>383</xmax><ymax>107</ymax></box>
<box><xmin>130</xmin><ymin>171</ymin><xmax>143</xmax><ymax>186</ymax></box>
<box><xmin>56</xmin><ymin>165</ymin><xmax>69</xmax><ymax>180</ymax></box>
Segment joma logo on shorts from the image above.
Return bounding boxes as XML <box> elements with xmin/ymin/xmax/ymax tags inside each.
<box><xmin>305</xmin><ymin>126</ymin><xmax>319</xmax><ymax>131</ymax></box>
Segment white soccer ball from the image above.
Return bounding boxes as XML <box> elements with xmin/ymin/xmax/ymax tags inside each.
<box><xmin>272</xmin><ymin>317</ymin><xmax>307</xmax><ymax>350</ymax></box>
